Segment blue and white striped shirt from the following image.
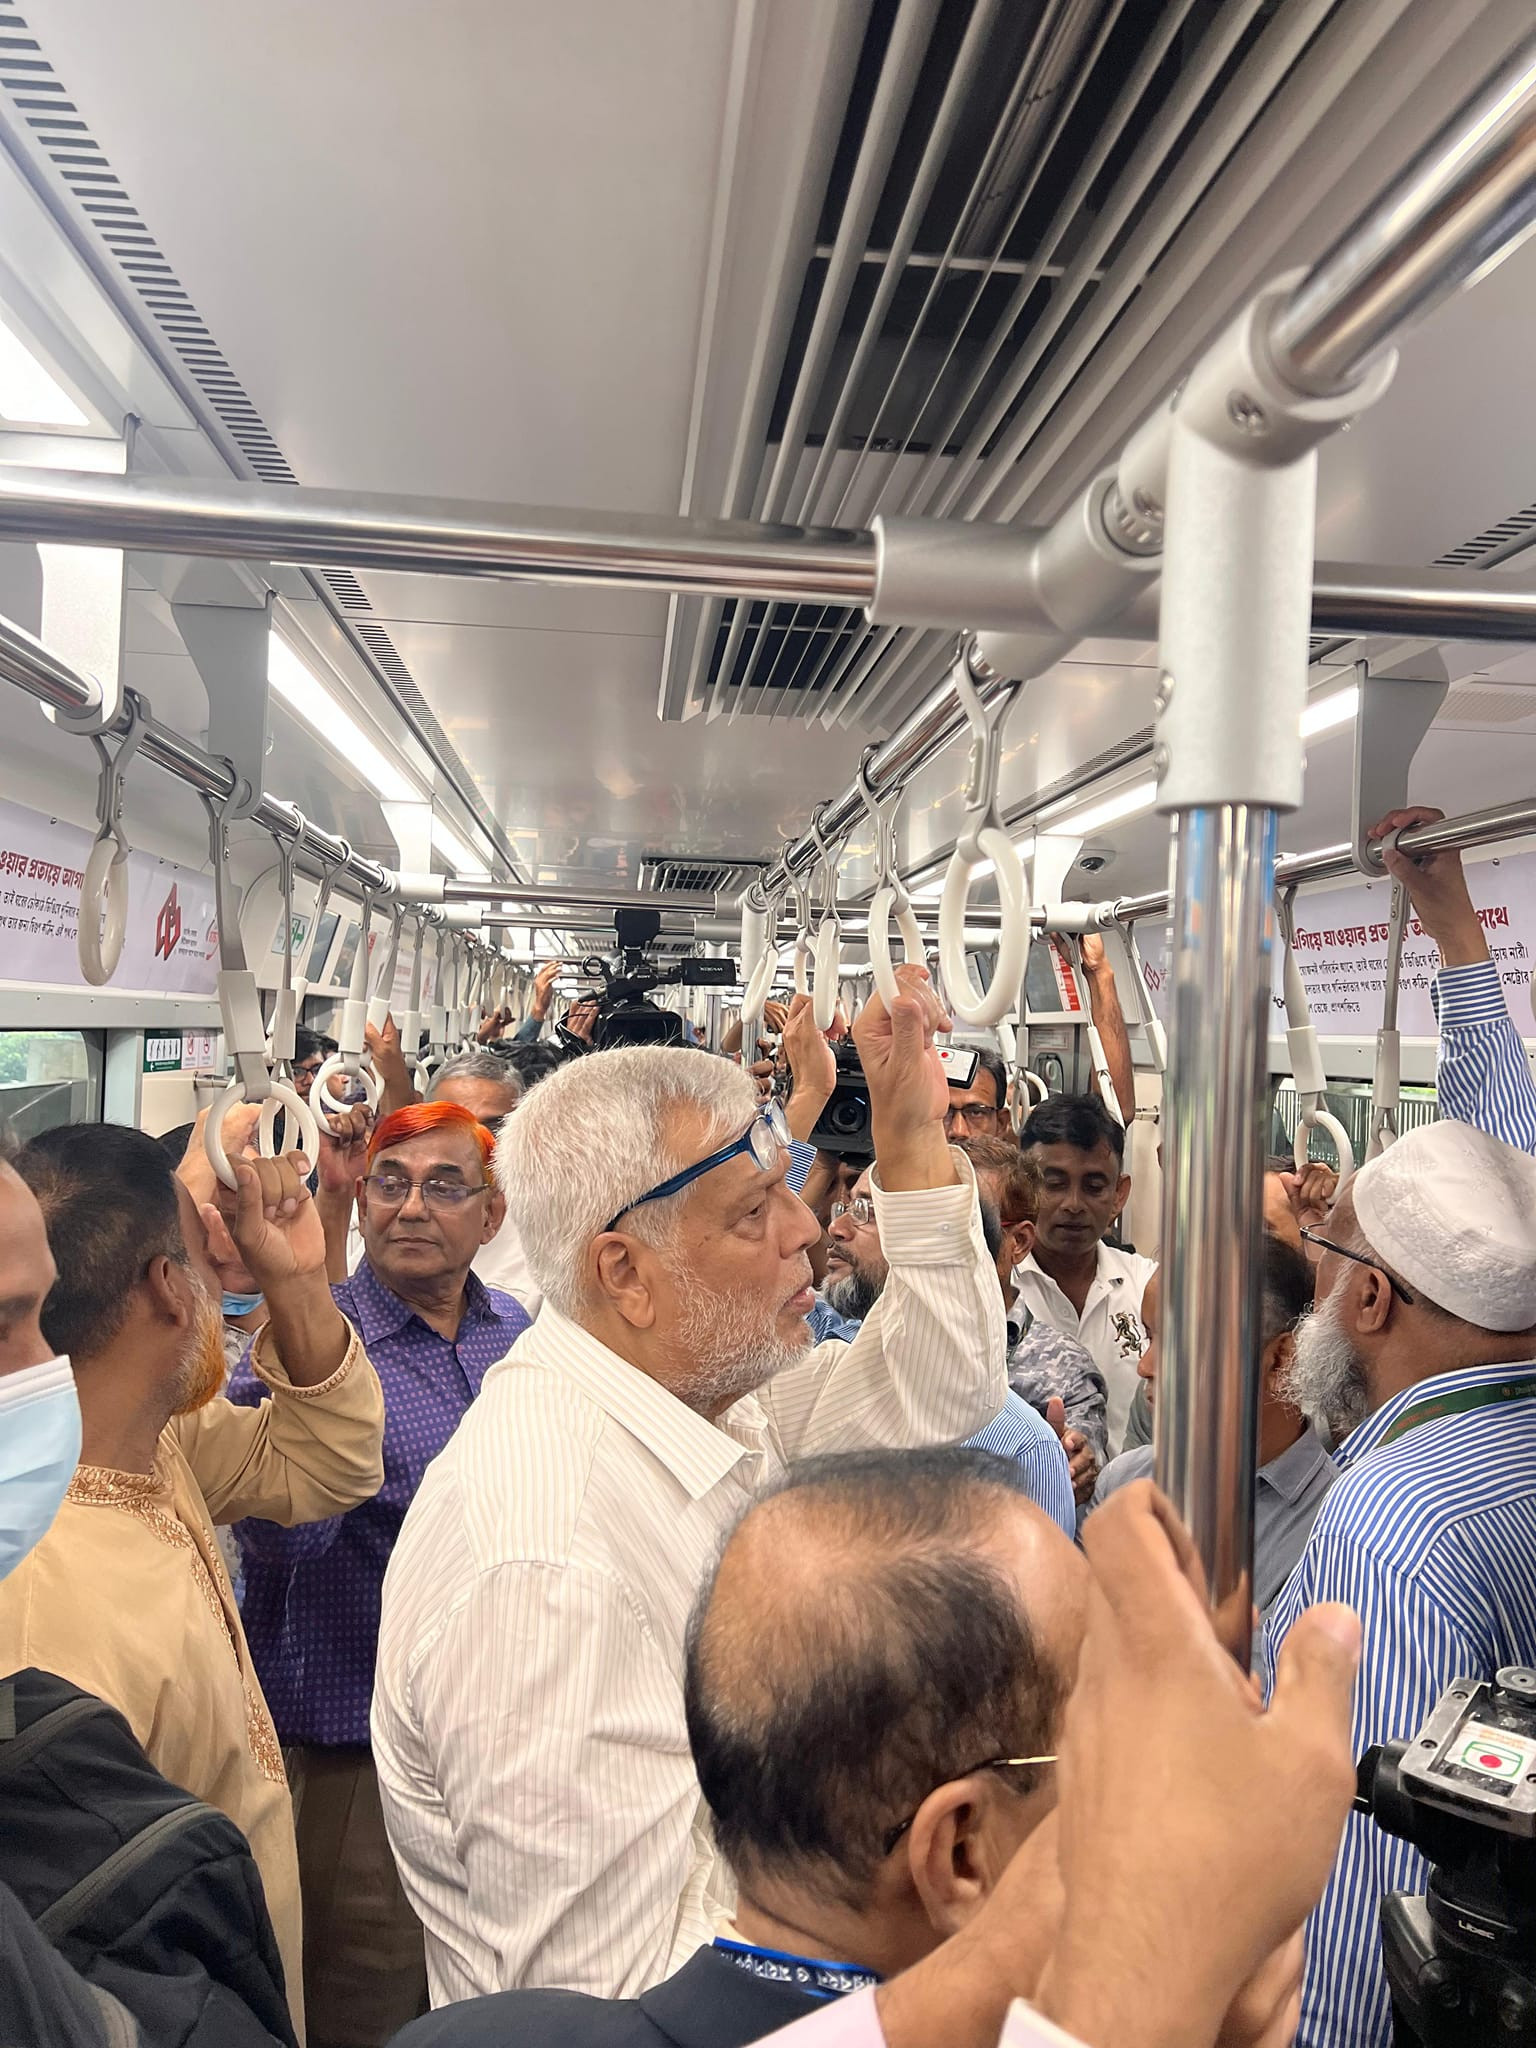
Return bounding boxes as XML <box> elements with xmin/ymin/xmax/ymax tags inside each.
<box><xmin>968</xmin><ymin>1392</ymin><xmax>1077</xmax><ymax>1539</ymax></box>
<box><xmin>1262</xmin><ymin>1360</ymin><xmax>1536</xmax><ymax>2047</ymax></box>
<box><xmin>1434</xmin><ymin>959</ymin><xmax>1536</xmax><ymax>1154</ymax></box>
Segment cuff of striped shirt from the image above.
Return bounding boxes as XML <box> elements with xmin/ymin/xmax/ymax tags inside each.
<box><xmin>744</xmin><ymin>1988</ymin><xmax>1086</xmax><ymax>2048</ymax></box>
<box><xmin>787</xmin><ymin>1139</ymin><xmax>817</xmax><ymax>1197</ymax></box>
<box><xmin>249</xmin><ymin>1314</ymin><xmax>365</xmax><ymax>1399</ymax></box>
<box><xmin>870</xmin><ymin>1148</ymin><xmax>981</xmax><ymax>1263</ymax></box>
<box><xmin>1433</xmin><ymin>958</ymin><xmax>1512</xmax><ymax>1027</ymax></box>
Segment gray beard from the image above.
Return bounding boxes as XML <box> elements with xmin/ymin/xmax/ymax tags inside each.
<box><xmin>1281</xmin><ymin>1289</ymin><xmax>1372</xmax><ymax>1443</ymax></box>
<box><xmin>670</xmin><ymin>1270</ymin><xmax>810</xmax><ymax>1418</ymax></box>
<box><xmin>824</xmin><ymin>1267</ymin><xmax>883</xmax><ymax>1323</ymax></box>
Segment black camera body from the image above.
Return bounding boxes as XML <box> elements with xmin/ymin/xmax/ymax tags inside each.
<box><xmin>1358</xmin><ymin>1665</ymin><xmax>1536</xmax><ymax>2044</ymax></box>
<box><xmin>584</xmin><ymin>908</ymin><xmax>736</xmax><ymax>1051</ymax></box>
<box><xmin>808</xmin><ymin>1041</ymin><xmax>874</xmax><ymax>1158</ymax></box>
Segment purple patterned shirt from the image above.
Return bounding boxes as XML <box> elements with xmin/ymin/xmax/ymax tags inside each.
<box><xmin>228</xmin><ymin>1259</ymin><xmax>530</xmax><ymax>1745</ymax></box>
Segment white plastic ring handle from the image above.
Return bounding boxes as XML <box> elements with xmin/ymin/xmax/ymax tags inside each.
<box><xmin>1294</xmin><ymin>1108</ymin><xmax>1355</xmax><ymax>1181</ymax></box>
<box><xmin>1022</xmin><ymin>1070</ymin><xmax>1050</xmax><ymax>1107</ymax></box>
<box><xmin>311</xmin><ymin>1054</ymin><xmax>383</xmax><ymax>1133</ymax></box>
<box><xmin>205</xmin><ymin>1079</ymin><xmax>321</xmax><ymax>1191</ymax></box>
<box><xmin>812</xmin><ymin>921</ymin><xmax>842</xmax><ymax>1031</ymax></box>
<box><xmin>793</xmin><ymin>930</ymin><xmax>814</xmax><ymax>997</ymax></box>
<box><xmin>77</xmin><ymin>836</ymin><xmax>129</xmax><ymax>986</ymax></box>
<box><xmin>938</xmin><ymin>827</ymin><xmax>1029</xmax><ymax>1029</ymax></box>
<box><xmin>741</xmin><ymin>940</ymin><xmax>782</xmax><ymax>1020</ymax></box>
<box><xmin>868</xmin><ymin>884</ymin><xmax>926</xmax><ymax>1011</ymax></box>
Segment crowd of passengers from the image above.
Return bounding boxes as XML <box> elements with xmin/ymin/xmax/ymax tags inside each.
<box><xmin>1</xmin><ymin>805</ymin><xmax>1534</xmax><ymax>2048</ymax></box>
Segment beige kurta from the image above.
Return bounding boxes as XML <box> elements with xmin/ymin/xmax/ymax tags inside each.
<box><xmin>0</xmin><ymin>1319</ymin><xmax>385</xmax><ymax>2042</ymax></box>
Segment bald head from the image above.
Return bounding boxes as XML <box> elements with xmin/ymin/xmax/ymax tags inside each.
<box><xmin>684</xmin><ymin>1446</ymin><xmax>1086</xmax><ymax>1910</ymax></box>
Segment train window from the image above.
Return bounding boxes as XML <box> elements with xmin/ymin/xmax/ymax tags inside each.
<box><xmin>0</xmin><ymin>1029</ymin><xmax>103</xmax><ymax>1139</ymax></box>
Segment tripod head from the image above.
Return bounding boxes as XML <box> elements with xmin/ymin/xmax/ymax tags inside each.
<box><xmin>1358</xmin><ymin>1665</ymin><xmax>1536</xmax><ymax>2043</ymax></box>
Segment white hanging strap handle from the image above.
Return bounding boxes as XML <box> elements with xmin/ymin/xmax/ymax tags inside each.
<box><xmin>1366</xmin><ymin>855</ymin><xmax>1410</xmax><ymax>1161</ymax></box>
<box><xmin>805</xmin><ymin>803</ymin><xmax>844</xmax><ymax>1032</ymax></box>
<box><xmin>313</xmin><ymin>884</ymin><xmax>383</xmax><ymax>1132</ymax></box>
<box><xmin>1119</xmin><ymin>919</ymin><xmax>1168</xmax><ymax>1075</ymax></box>
<box><xmin>292</xmin><ymin>834</ymin><xmax>351</xmax><ymax>1018</ymax></box>
<box><xmin>937</xmin><ymin>645</ymin><xmax>1028</xmax><ymax>1029</ymax></box>
<box><xmin>77</xmin><ymin>692</ymin><xmax>149</xmax><ymax>987</ymax></box>
<box><xmin>264</xmin><ymin>824</ymin><xmax>300</xmax><ymax>1082</ymax></box>
<box><xmin>789</xmin><ymin>877</ymin><xmax>816</xmax><ymax>999</ymax></box>
<box><xmin>200</xmin><ymin>792</ymin><xmax>319</xmax><ymax>1188</ymax></box>
<box><xmin>739</xmin><ymin>885</ymin><xmax>786</xmax><ymax>1060</ymax></box>
<box><xmin>857</xmin><ymin>745</ymin><xmax>924</xmax><ymax>1011</ymax></box>
<box><xmin>399</xmin><ymin>913</ymin><xmax>428</xmax><ymax>1071</ymax></box>
<box><xmin>367</xmin><ymin>902</ymin><xmax>405</xmax><ymax>1035</ymax></box>
<box><xmin>1277</xmin><ymin>887</ymin><xmax>1355</xmax><ymax>1179</ymax></box>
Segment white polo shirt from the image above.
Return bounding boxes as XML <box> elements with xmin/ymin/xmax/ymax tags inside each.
<box><xmin>1012</xmin><ymin>1243</ymin><xmax>1155</xmax><ymax>1451</ymax></box>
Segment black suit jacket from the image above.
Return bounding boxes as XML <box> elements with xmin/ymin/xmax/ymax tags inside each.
<box><xmin>387</xmin><ymin>1947</ymin><xmax>826</xmax><ymax>2048</ymax></box>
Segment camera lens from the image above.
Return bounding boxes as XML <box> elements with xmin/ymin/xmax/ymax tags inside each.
<box><xmin>829</xmin><ymin>1093</ymin><xmax>869</xmax><ymax>1135</ymax></box>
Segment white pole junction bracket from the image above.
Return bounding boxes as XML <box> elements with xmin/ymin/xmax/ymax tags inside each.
<box><xmin>1154</xmin><ymin>272</ymin><xmax>1397</xmax><ymax>816</ymax></box>
<box><xmin>1348</xmin><ymin>654</ymin><xmax>1448</xmax><ymax>874</ymax></box>
<box><xmin>173</xmin><ymin>592</ymin><xmax>275</xmax><ymax>821</ymax></box>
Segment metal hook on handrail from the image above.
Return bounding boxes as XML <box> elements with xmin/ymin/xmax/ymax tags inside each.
<box><xmin>1277</xmin><ymin>886</ymin><xmax>1355</xmax><ymax>1178</ymax></box>
<box><xmin>77</xmin><ymin>691</ymin><xmax>149</xmax><ymax>986</ymax></box>
<box><xmin>201</xmin><ymin>789</ymin><xmax>319</xmax><ymax>1188</ymax></box>
<box><xmin>937</xmin><ymin>642</ymin><xmax>1028</xmax><ymax>1028</ymax></box>
<box><xmin>858</xmin><ymin>743</ymin><xmax>924</xmax><ymax>1010</ymax></box>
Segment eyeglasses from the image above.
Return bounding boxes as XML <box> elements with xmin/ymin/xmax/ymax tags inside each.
<box><xmin>881</xmin><ymin>1755</ymin><xmax>1057</xmax><ymax>1857</ymax></box>
<box><xmin>364</xmin><ymin>1172</ymin><xmax>492</xmax><ymax>1211</ymax></box>
<box><xmin>1300</xmin><ymin>1227</ymin><xmax>1416</xmax><ymax>1306</ymax></box>
<box><xmin>944</xmin><ymin>1100</ymin><xmax>999</xmax><ymax>1126</ymax></box>
<box><xmin>829</xmin><ymin>1196</ymin><xmax>876</xmax><ymax>1228</ymax></box>
<box><xmin>293</xmin><ymin>1059</ymin><xmax>323</xmax><ymax>1079</ymax></box>
<box><xmin>604</xmin><ymin>1101</ymin><xmax>792</xmax><ymax>1235</ymax></box>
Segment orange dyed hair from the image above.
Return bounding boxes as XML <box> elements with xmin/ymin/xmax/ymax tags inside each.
<box><xmin>367</xmin><ymin>1099</ymin><xmax>495</xmax><ymax>1173</ymax></box>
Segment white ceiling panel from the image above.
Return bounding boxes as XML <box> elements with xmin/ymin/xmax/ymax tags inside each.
<box><xmin>380</xmin><ymin>611</ymin><xmax>868</xmax><ymax>876</ymax></box>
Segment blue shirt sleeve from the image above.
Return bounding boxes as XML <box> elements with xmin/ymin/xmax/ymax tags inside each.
<box><xmin>1433</xmin><ymin>961</ymin><xmax>1536</xmax><ymax>1155</ymax></box>
<box><xmin>513</xmin><ymin>1015</ymin><xmax>544</xmax><ymax>1044</ymax></box>
<box><xmin>786</xmin><ymin>1140</ymin><xmax>817</xmax><ymax>1197</ymax></box>
<box><xmin>968</xmin><ymin>1394</ymin><xmax>1076</xmax><ymax>1539</ymax></box>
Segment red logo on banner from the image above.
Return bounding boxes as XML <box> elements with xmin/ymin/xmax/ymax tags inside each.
<box><xmin>155</xmin><ymin>885</ymin><xmax>183</xmax><ymax>961</ymax></box>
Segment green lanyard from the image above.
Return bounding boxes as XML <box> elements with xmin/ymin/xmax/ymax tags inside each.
<box><xmin>1373</xmin><ymin>1371</ymin><xmax>1536</xmax><ymax>1450</ymax></box>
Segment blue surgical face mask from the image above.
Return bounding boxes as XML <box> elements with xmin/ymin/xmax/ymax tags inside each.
<box><xmin>0</xmin><ymin>1355</ymin><xmax>80</xmax><ymax>1581</ymax></box>
<box><xmin>221</xmin><ymin>1291</ymin><xmax>265</xmax><ymax>1319</ymax></box>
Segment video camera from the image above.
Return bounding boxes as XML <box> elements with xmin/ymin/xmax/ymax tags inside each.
<box><xmin>579</xmin><ymin>908</ymin><xmax>736</xmax><ymax>1051</ymax></box>
<box><xmin>805</xmin><ymin>1040</ymin><xmax>982</xmax><ymax>1156</ymax></box>
<box><xmin>1357</xmin><ymin>1664</ymin><xmax>1536</xmax><ymax>2043</ymax></box>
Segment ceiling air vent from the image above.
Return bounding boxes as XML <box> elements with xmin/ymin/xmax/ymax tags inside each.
<box><xmin>1436</xmin><ymin>504</ymin><xmax>1536</xmax><ymax>571</ymax></box>
<box><xmin>640</xmin><ymin>855</ymin><xmax>767</xmax><ymax>898</ymax></box>
<box><xmin>0</xmin><ymin>4</ymin><xmax>511</xmax><ymax>870</ymax></box>
<box><xmin>1437</xmin><ymin>684</ymin><xmax>1536</xmax><ymax>728</ymax></box>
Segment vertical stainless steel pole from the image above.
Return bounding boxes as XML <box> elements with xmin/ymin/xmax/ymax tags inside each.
<box><xmin>1155</xmin><ymin>804</ymin><xmax>1278</xmax><ymax>1621</ymax></box>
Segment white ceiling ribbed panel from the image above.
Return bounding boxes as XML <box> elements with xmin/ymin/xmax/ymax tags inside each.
<box><xmin>668</xmin><ymin>0</ymin><xmax>1536</xmax><ymax>736</ymax></box>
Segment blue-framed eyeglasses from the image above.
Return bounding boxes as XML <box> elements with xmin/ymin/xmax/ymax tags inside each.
<box><xmin>604</xmin><ymin>1100</ymin><xmax>792</xmax><ymax>1234</ymax></box>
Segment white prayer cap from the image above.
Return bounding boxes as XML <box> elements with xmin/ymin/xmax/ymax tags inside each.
<box><xmin>1352</xmin><ymin>1121</ymin><xmax>1536</xmax><ymax>1332</ymax></box>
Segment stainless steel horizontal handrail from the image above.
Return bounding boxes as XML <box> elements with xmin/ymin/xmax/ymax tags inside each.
<box><xmin>0</xmin><ymin>613</ymin><xmax>405</xmax><ymax>909</ymax></box>
<box><xmin>1269</xmin><ymin>30</ymin><xmax>1536</xmax><ymax>394</ymax></box>
<box><xmin>1112</xmin><ymin>797</ymin><xmax>1536</xmax><ymax>922</ymax></box>
<box><xmin>0</xmin><ymin>468</ymin><xmax>878</xmax><ymax>605</ymax></box>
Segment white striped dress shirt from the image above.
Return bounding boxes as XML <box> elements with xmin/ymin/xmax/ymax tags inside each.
<box><xmin>1262</xmin><ymin>1360</ymin><xmax>1536</xmax><ymax>2046</ymax></box>
<box><xmin>372</xmin><ymin>1160</ymin><xmax>1005</xmax><ymax>2007</ymax></box>
<box><xmin>1433</xmin><ymin>959</ymin><xmax>1536</xmax><ymax>1154</ymax></box>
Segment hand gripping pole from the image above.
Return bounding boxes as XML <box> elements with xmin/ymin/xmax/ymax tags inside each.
<box><xmin>937</xmin><ymin>643</ymin><xmax>1028</xmax><ymax>1027</ymax></box>
<box><xmin>77</xmin><ymin>691</ymin><xmax>148</xmax><ymax>986</ymax></box>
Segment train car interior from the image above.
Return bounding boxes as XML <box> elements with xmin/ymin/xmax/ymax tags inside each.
<box><xmin>0</xmin><ymin>4</ymin><xmax>1534</xmax><ymax>2046</ymax></box>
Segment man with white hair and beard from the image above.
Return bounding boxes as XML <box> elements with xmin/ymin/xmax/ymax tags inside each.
<box><xmin>0</xmin><ymin>1122</ymin><xmax>386</xmax><ymax>2034</ymax></box>
<box><xmin>1262</xmin><ymin>1118</ymin><xmax>1536</xmax><ymax>2048</ymax></box>
<box><xmin>373</xmin><ymin>965</ymin><xmax>1009</xmax><ymax>2006</ymax></box>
